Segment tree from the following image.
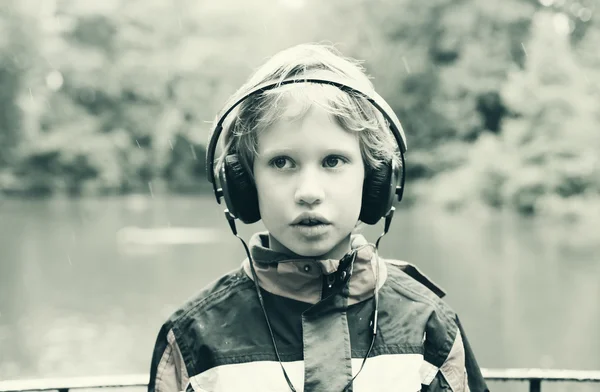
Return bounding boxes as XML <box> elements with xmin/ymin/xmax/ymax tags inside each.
<box><xmin>429</xmin><ymin>9</ymin><xmax>599</xmax><ymax>216</ymax></box>
<box><xmin>0</xmin><ymin>0</ymin><xmax>38</xmax><ymax>168</ymax></box>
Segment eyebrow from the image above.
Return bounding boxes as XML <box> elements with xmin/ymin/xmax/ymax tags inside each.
<box><xmin>258</xmin><ymin>147</ymin><xmax>294</xmax><ymax>157</ymax></box>
<box><xmin>259</xmin><ymin>147</ymin><xmax>359</xmax><ymax>158</ymax></box>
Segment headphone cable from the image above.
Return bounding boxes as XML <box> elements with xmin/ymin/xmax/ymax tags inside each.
<box><xmin>225</xmin><ymin>210</ymin><xmax>298</xmax><ymax>392</ymax></box>
<box><xmin>224</xmin><ymin>207</ymin><xmax>394</xmax><ymax>392</ymax></box>
<box><xmin>342</xmin><ymin>206</ymin><xmax>393</xmax><ymax>391</ymax></box>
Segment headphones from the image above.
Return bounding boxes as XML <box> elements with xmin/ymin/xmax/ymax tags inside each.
<box><xmin>205</xmin><ymin>74</ymin><xmax>407</xmax><ymax>226</ymax></box>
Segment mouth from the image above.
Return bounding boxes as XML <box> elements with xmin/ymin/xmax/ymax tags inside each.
<box><xmin>293</xmin><ymin>218</ymin><xmax>329</xmax><ymax>227</ymax></box>
<box><xmin>291</xmin><ymin>217</ymin><xmax>331</xmax><ymax>238</ymax></box>
<box><xmin>291</xmin><ymin>213</ymin><xmax>331</xmax><ymax>226</ymax></box>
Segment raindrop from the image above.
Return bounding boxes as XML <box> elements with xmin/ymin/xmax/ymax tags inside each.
<box><xmin>402</xmin><ymin>57</ymin><xmax>411</xmax><ymax>74</ymax></box>
<box><xmin>521</xmin><ymin>42</ymin><xmax>528</xmax><ymax>57</ymax></box>
<box><xmin>67</xmin><ymin>254</ymin><xmax>72</xmax><ymax>265</ymax></box>
<box><xmin>148</xmin><ymin>181</ymin><xmax>154</xmax><ymax>198</ymax></box>
<box><xmin>190</xmin><ymin>144</ymin><xmax>197</xmax><ymax>160</ymax></box>
<box><xmin>169</xmin><ymin>139</ymin><xmax>174</xmax><ymax>150</ymax></box>
<box><xmin>136</xmin><ymin>140</ymin><xmax>141</xmax><ymax>148</ymax></box>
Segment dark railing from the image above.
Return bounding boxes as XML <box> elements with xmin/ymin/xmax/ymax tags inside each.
<box><xmin>482</xmin><ymin>368</ymin><xmax>600</xmax><ymax>392</ymax></box>
<box><xmin>1</xmin><ymin>369</ymin><xmax>599</xmax><ymax>392</ymax></box>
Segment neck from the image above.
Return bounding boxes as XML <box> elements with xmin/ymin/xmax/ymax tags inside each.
<box><xmin>267</xmin><ymin>233</ymin><xmax>352</xmax><ymax>261</ymax></box>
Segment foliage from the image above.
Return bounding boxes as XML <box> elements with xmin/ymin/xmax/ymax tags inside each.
<box><xmin>427</xmin><ymin>9</ymin><xmax>600</xmax><ymax>219</ymax></box>
<box><xmin>0</xmin><ymin>0</ymin><xmax>598</xmax><ymax>219</ymax></box>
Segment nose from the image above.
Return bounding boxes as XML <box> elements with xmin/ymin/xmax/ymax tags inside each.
<box><xmin>294</xmin><ymin>169</ymin><xmax>324</xmax><ymax>206</ymax></box>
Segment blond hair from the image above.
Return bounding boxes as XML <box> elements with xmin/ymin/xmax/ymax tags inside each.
<box><xmin>212</xmin><ymin>43</ymin><xmax>402</xmax><ymax>178</ymax></box>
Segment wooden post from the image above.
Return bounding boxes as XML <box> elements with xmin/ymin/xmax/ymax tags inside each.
<box><xmin>529</xmin><ymin>379</ymin><xmax>541</xmax><ymax>392</ymax></box>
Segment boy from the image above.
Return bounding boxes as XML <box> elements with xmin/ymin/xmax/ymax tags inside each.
<box><xmin>148</xmin><ymin>43</ymin><xmax>489</xmax><ymax>392</ymax></box>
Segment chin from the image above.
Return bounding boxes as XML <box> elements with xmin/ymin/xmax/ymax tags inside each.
<box><xmin>293</xmin><ymin>245</ymin><xmax>332</xmax><ymax>258</ymax></box>
<box><xmin>269</xmin><ymin>229</ymin><xmax>352</xmax><ymax>260</ymax></box>
<box><xmin>290</xmin><ymin>239</ymin><xmax>345</xmax><ymax>259</ymax></box>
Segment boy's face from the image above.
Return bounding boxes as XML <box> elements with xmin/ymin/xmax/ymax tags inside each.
<box><xmin>253</xmin><ymin>98</ymin><xmax>365</xmax><ymax>260</ymax></box>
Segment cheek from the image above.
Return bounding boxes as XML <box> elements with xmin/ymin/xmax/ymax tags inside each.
<box><xmin>334</xmin><ymin>166</ymin><xmax>365</xmax><ymax>210</ymax></box>
<box><xmin>253</xmin><ymin>164</ymin><xmax>270</xmax><ymax>197</ymax></box>
<box><xmin>349</xmin><ymin>164</ymin><xmax>366</xmax><ymax>193</ymax></box>
<box><xmin>350</xmin><ymin>180</ymin><xmax>365</xmax><ymax>213</ymax></box>
<box><xmin>253</xmin><ymin>168</ymin><xmax>283</xmax><ymax>220</ymax></box>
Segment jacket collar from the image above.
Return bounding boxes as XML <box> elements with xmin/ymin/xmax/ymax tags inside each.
<box><xmin>242</xmin><ymin>231</ymin><xmax>387</xmax><ymax>305</ymax></box>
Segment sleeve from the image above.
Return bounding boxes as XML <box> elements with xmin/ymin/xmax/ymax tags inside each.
<box><xmin>455</xmin><ymin>316</ymin><xmax>489</xmax><ymax>392</ymax></box>
<box><xmin>148</xmin><ymin>324</ymin><xmax>190</xmax><ymax>392</ymax></box>
<box><xmin>422</xmin><ymin>316</ymin><xmax>489</xmax><ymax>392</ymax></box>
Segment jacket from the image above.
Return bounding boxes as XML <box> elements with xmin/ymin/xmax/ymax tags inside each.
<box><xmin>148</xmin><ymin>232</ymin><xmax>489</xmax><ymax>392</ymax></box>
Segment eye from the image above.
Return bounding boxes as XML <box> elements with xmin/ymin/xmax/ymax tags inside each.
<box><xmin>323</xmin><ymin>155</ymin><xmax>347</xmax><ymax>168</ymax></box>
<box><xmin>269</xmin><ymin>156</ymin><xmax>294</xmax><ymax>169</ymax></box>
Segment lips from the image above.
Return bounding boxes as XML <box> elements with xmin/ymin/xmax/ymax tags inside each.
<box><xmin>290</xmin><ymin>212</ymin><xmax>331</xmax><ymax>238</ymax></box>
<box><xmin>291</xmin><ymin>212</ymin><xmax>331</xmax><ymax>226</ymax></box>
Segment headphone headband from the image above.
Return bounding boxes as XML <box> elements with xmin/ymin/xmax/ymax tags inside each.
<box><xmin>205</xmin><ymin>75</ymin><xmax>407</xmax><ymax>199</ymax></box>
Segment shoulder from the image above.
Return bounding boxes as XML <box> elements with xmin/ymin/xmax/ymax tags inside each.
<box><xmin>382</xmin><ymin>257</ymin><xmax>447</xmax><ymax>300</ymax></box>
<box><xmin>159</xmin><ymin>267</ymin><xmax>256</xmax><ymax>341</ymax></box>
<box><xmin>382</xmin><ymin>258</ymin><xmax>470</xmax><ymax>370</ymax></box>
<box><xmin>149</xmin><ymin>267</ymin><xmax>256</xmax><ymax>390</ymax></box>
<box><xmin>381</xmin><ymin>258</ymin><xmax>458</xmax><ymax>341</ymax></box>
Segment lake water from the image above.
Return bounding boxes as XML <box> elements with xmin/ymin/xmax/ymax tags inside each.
<box><xmin>0</xmin><ymin>195</ymin><xmax>598</xmax><ymax>391</ymax></box>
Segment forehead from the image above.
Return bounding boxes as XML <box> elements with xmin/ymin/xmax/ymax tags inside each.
<box><xmin>256</xmin><ymin>83</ymin><xmax>349</xmax><ymax>136</ymax></box>
<box><xmin>256</xmin><ymin>95</ymin><xmax>360</xmax><ymax>154</ymax></box>
<box><xmin>271</xmin><ymin>81</ymin><xmax>360</xmax><ymax>111</ymax></box>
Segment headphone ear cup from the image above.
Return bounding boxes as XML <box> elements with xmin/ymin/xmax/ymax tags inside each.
<box><xmin>220</xmin><ymin>154</ymin><xmax>261</xmax><ymax>224</ymax></box>
<box><xmin>359</xmin><ymin>162</ymin><xmax>394</xmax><ymax>225</ymax></box>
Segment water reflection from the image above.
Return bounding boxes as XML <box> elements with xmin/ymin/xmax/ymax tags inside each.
<box><xmin>0</xmin><ymin>196</ymin><xmax>598</xmax><ymax>388</ymax></box>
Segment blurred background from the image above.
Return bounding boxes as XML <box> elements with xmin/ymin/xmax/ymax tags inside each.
<box><xmin>0</xmin><ymin>0</ymin><xmax>598</xmax><ymax>391</ymax></box>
